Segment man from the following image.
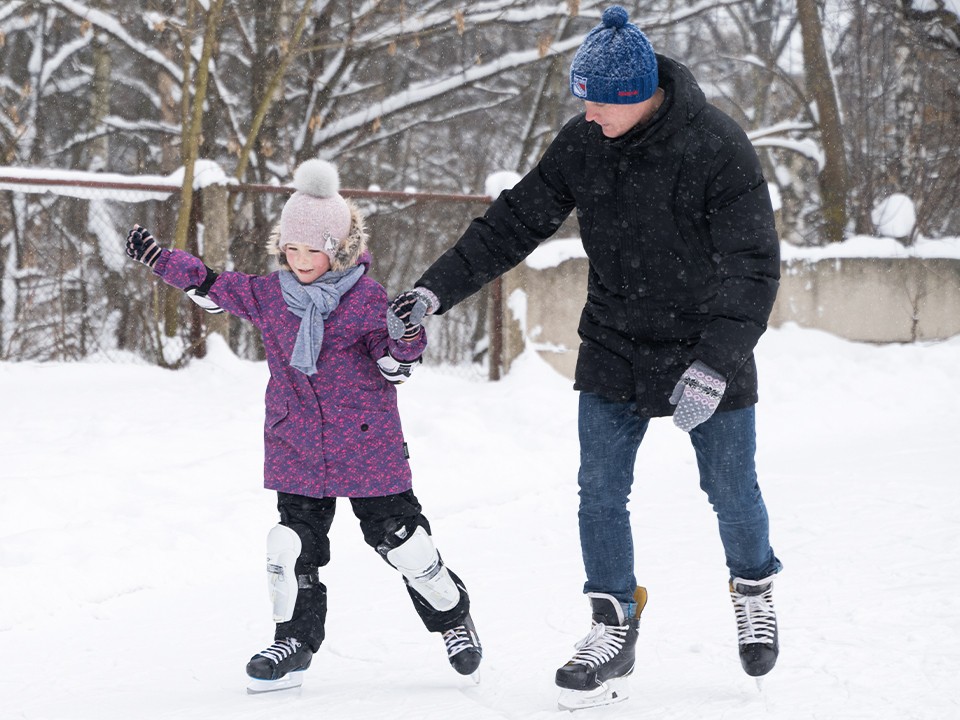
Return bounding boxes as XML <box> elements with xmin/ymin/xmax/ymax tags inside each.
<box><xmin>388</xmin><ymin>5</ymin><xmax>782</xmax><ymax>709</ymax></box>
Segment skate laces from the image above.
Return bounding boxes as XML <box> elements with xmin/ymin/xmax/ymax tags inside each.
<box><xmin>442</xmin><ymin>625</ymin><xmax>477</xmax><ymax>657</ymax></box>
<box><xmin>257</xmin><ymin>638</ymin><xmax>302</xmax><ymax>665</ymax></box>
<box><xmin>569</xmin><ymin>621</ymin><xmax>629</xmax><ymax>668</ymax></box>
<box><xmin>731</xmin><ymin>583</ymin><xmax>777</xmax><ymax>645</ymax></box>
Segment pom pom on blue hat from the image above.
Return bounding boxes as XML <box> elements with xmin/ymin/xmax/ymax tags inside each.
<box><xmin>570</xmin><ymin>6</ymin><xmax>659</xmax><ymax>104</ymax></box>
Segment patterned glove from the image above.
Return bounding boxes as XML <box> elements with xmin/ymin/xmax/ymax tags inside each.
<box><xmin>125</xmin><ymin>225</ymin><xmax>163</xmax><ymax>269</ymax></box>
<box><xmin>669</xmin><ymin>360</ymin><xmax>727</xmax><ymax>432</ymax></box>
<box><xmin>376</xmin><ymin>353</ymin><xmax>422</xmax><ymax>384</ymax></box>
<box><xmin>387</xmin><ymin>287</ymin><xmax>439</xmax><ymax>341</ymax></box>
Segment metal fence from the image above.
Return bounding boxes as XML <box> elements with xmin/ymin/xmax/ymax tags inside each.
<box><xmin>0</xmin><ymin>172</ymin><xmax>501</xmax><ymax>378</ymax></box>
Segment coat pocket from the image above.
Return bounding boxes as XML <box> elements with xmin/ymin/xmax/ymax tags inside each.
<box><xmin>265</xmin><ymin>396</ymin><xmax>289</xmax><ymax>429</ymax></box>
<box><xmin>326</xmin><ymin>407</ymin><xmax>403</xmax><ymax>450</ymax></box>
<box><xmin>322</xmin><ymin>406</ymin><xmax>409</xmax><ymax>492</ymax></box>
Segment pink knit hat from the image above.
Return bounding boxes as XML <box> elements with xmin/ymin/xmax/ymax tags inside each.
<box><xmin>279</xmin><ymin>159</ymin><xmax>352</xmax><ymax>259</ymax></box>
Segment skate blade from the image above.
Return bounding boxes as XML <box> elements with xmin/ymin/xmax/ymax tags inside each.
<box><xmin>246</xmin><ymin>671</ymin><xmax>305</xmax><ymax>694</ymax></box>
<box><xmin>557</xmin><ymin>676</ymin><xmax>630</xmax><ymax>711</ymax></box>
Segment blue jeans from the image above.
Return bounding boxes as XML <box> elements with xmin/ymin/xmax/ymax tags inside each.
<box><xmin>577</xmin><ymin>392</ymin><xmax>781</xmax><ymax>604</ymax></box>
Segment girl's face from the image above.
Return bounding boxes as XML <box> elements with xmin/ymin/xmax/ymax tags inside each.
<box><xmin>284</xmin><ymin>243</ymin><xmax>331</xmax><ymax>284</ymax></box>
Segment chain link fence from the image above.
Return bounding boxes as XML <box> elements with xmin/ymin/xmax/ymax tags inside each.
<box><xmin>0</xmin><ymin>173</ymin><xmax>499</xmax><ymax>378</ymax></box>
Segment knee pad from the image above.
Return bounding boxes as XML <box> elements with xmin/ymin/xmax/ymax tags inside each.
<box><xmin>385</xmin><ymin>526</ymin><xmax>460</xmax><ymax>612</ymax></box>
<box><xmin>266</xmin><ymin>524</ymin><xmax>302</xmax><ymax>623</ymax></box>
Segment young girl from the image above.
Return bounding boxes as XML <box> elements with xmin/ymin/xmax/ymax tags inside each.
<box><xmin>125</xmin><ymin>159</ymin><xmax>482</xmax><ymax>693</ymax></box>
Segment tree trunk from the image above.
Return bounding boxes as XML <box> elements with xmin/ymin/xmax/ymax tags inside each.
<box><xmin>165</xmin><ymin>0</ymin><xmax>226</xmax><ymax>337</ymax></box>
<box><xmin>235</xmin><ymin>0</ymin><xmax>313</xmax><ymax>181</ymax></box>
<box><xmin>797</xmin><ymin>0</ymin><xmax>849</xmax><ymax>244</ymax></box>
<box><xmin>89</xmin><ymin>31</ymin><xmax>111</xmax><ymax>170</ymax></box>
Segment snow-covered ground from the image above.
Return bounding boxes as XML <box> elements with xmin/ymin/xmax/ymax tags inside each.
<box><xmin>1</xmin><ymin>324</ymin><xmax>958</xmax><ymax>719</ymax></box>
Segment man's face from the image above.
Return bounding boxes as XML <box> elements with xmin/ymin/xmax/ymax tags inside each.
<box><xmin>583</xmin><ymin>99</ymin><xmax>652</xmax><ymax>138</ymax></box>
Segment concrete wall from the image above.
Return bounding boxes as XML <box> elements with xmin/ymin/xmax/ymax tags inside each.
<box><xmin>499</xmin><ymin>258</ymin><xmax>584</xmax><ymax>380</ymax></box>
<box><xmin>772</xmin><ymin>257</ymin><xmax>960</xmax><ymax>342</ymax></box>
<box><xmin>499</xmin><ymin>255</ymin><xmax>960</xmax><ymax>380</ymax></box>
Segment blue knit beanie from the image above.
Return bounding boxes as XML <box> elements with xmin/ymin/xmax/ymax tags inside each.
<box><xmin>570</xmin><ymin>6</ymin><xmax>659</xmax><ymax>104</ymax></box>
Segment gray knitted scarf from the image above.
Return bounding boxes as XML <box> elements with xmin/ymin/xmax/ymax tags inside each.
<box><xmin>279</xmin><ymin>265</ymin><xmax>364</xmax><ymax>375</ymax></box>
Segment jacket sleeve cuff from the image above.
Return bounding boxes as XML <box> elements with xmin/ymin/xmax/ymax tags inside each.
<box><xmin>413</xmin><ymin>285</ymin><xmax>441</xmax><ymax>314</ymax></box>
<box><xmin>152</xmin><ymin>248</ymin><xmax>173</xmax><ymax>276</ymax></box>
<box><xmin>388</xmin><ymin>330</ymin><xmax>427</xmax><ymax>362</ymax></box>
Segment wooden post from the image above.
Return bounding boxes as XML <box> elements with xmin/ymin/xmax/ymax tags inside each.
<box><xmin>495</xmin><ymin>266</ymin><xmax>527</xmax><ymax>378</ymax></box>
<box><xmin>200</xmin><ymin>183</ymin><xmax>230</xmax><ymax>345</ymax></box>
<box><xmin>489</xmin><ymin>277</ymin><xmax>503</xmax><ymax>381</ymax></box>
<box><xmin>187</xmin><ymin>189</ymin><xmax>206</xmax><ymax>357</ymax></box>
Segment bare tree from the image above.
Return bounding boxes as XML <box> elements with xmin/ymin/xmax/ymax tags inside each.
<box><xmin>833</xmin><ymin>0</ymin><xmax>960</xmax><ymax>241</ymax></box>
<box><xmin>166</xmin><ymin>0</ymin><xmax>225</xmax><ymax>336</ymax></box>
<box><xmin>797</xmin><ymin>0</ymin><xmax>849</xmax><ymax>244</ymax></box>
<box><xmin>4</xmin><ymin>0</ymin><xmax>960</xmax><ymax>365</ymax></box>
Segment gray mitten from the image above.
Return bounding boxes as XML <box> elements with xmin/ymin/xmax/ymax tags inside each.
<box><xmin>669</xmin><ymin>360</ymin><xmax>727</xmax><ymax>432</ymax></box>
<box><xmin>386</xmin><ymin>287</ymin><xmax>439</xmax><ymax>340</ymax></box>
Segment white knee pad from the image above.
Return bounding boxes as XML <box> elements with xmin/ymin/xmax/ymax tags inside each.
<box><xmin>266</xmin><ymin>524</ymin><xmax>302</xmax><ymax>623</ymax></box>
<box><xmin>386</xmin><ymin>526</ymin><xmax>460</xmax><ymax>612</ymax></box>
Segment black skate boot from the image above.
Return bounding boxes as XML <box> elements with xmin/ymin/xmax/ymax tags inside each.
<box><xmin>246</xmin><ymin>637</ymin><xmax>313</xmax><ymax>694</ymax></box>
<box><xmin>442</xmin><ymin>613</ymin><xmax>482</xmax><ymax>677</ymax></box>
<box><xmin>730</xmin><ymin>575</ymin><xmax>779</xmax><ymax>677</ymax></box>
<box><xmin>555</xmin><ymin>587</ymin><xmax>647</xmax><ymax>710</ymax></box>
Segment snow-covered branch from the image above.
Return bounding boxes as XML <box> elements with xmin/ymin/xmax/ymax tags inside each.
<box><xmin>44</xmin><ymin>0</ymin><xmax>184</xmax><ymax>82</ymax></box>
<box><xmin>313</xmin><ymin>36</ymin><xmax>582</xmax><ymax>145</ymax></box>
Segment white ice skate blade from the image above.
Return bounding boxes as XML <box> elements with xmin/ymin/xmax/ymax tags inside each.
<box><xmin>557</xmin><ymin>677</ymin><xmax>630</xmax><ymax>711</ymax></box>
<box><xmin>246</xmin><ymin>671</ymin><xmax>305</xmax><ymax>695</ymax></box>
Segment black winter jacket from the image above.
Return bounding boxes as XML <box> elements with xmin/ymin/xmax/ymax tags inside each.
<box><xmin>417</xmin><ymin>56</ymin><xmax>780</xmax><ymax>417</ymax></box>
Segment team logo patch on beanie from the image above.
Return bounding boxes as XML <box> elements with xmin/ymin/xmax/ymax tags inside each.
<box><xmin>573</xmin><ymin>74</ymin><xmax>588</xmax><ymax>99</ymax></box>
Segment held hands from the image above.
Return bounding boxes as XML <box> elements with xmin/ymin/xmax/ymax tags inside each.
<box><xmin>125</xmin><ymin>225</ymin><xmax>163</xmax><ymax>269</ymax></box>
<box><xmin>669</xmin><ymin>360</ymin><xmax>727</xmax><ymax>432</ymax></box>
<box><xmin>386</xmin><ymin>287</ymin><xmax>439</xmax><ymax>341</ymax></box>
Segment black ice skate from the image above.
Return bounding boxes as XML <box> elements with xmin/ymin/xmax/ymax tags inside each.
<box><xmin>442</xmin><ymin>613</ymin><xmax>482</xmax><ymax>679</ymax></box>
<box><xmin>730</xmin><ymin>575</ymin><xmax>779</xmax><ymax>677</ymax></box>
<box><xmin>246</xmin><ymin>637</ymin><xmax>313</xmax><ymax>694</ymax></box>
<box><xmin>555</xmin><ymin>587</ymin><xmax>647</xmax><ymax>711</ymax></box>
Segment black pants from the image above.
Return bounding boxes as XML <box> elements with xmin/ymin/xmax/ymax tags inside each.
<box><xmin>274</xmin><ymin>490</ymin><xmax>470</xmax><ymax>652</ymax></box>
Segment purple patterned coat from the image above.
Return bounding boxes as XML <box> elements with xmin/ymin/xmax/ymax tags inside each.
<box><xmin>153</xmin><ymin>249</ymin><xmax>425</xmax><ymax>499</ymax></box>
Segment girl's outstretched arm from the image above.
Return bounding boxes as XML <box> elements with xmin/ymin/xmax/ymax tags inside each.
<box><xmin>125</xmin><ymin>224</ymin><xmax>265</xmax><ymax>325</ymax></box>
